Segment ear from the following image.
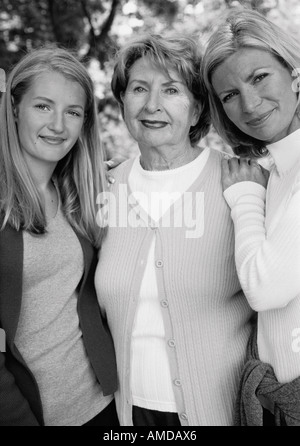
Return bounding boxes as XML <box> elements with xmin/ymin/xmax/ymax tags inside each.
<box><xmin>191</xmin><ymin>101</ymin><xmax>203</xmax><ymax>127</ymax></box>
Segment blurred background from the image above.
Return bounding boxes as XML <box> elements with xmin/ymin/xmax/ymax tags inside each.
<box><xmin>1</xmin><ymin>0</ymin><xmax>300</xmax><ymax>160</ymax></box>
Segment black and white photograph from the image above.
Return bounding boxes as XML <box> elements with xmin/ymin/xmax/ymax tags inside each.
<box><xmin>0</xmin><ymin>0</ymin><xmax>299</xmax><ymax>431</ymax></box>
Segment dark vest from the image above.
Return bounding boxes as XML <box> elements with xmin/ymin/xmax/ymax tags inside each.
<box><xmin>0</xmin><ymin>224</ymin><xmax>117</xmax><ymax>426</ymax></box>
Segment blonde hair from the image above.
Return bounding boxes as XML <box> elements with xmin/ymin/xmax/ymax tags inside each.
<box><xmin>202</xmin><ymin>8</ymin><xmax>300</xmax><ymax>157</ymax></box>
<box><xmin>0</xmin><ymin>46</ymin><xmax>105</xmax><ymax>247</ymax></box>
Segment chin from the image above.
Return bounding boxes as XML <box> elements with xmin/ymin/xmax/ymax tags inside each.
<box><xmin>249</xmin><ymin>129</ymin><xmax>276</xmax><ymax>143</ymax></box>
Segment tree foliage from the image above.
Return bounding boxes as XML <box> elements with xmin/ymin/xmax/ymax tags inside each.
<box><xmin>1</xmin><ymin>0</ymin><xmax>300</xmax><ymax>157</ymax></box>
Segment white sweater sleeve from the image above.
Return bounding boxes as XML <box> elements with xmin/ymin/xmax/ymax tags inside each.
<box><xmin>224</xmin><ymin>180</ymin><xmax>300</xmax><ymax>311</ymax></box>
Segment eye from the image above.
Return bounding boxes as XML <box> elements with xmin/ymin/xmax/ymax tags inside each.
<box><xmin>133</xmin><ymin>86</ymin><xmax>146</xmax><ymax>93</ymax></box>
<box><xmin>67</xmin><ymin>110</ymin><xmax>82</xmax><ymax>118</ymax></box>
<box><xmin>35</xmin><ymin>103</ymin><xmax>50</xmax><ymax>111</ymax></box>
<box><xmin>221</xmin><ymin>92</ymin><xmax>237</xmax><ymax>104</ymax></box>
<box><xmin>165</xmin><ymin>87</ymin><xmax>178</xmax><ymax>95</ymax></box>
<box><xmin>253</xmin><ymin>73</ymin><xmax>268</xmax><ymax>83</ymax></box>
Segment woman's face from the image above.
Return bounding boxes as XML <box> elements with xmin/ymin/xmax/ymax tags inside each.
<box><xmin>211</xmin><ymin>47</ymin><xmax>300</xmax><ymax>143</ymax></box>
<box><xmin>122</xmin><ymin>56</ymin><xmax>200</xmax><ymax>151</ymax></box>
<box><xmin>16</xmin><ymin>71</ymin><xmax>86</xmax><ymax>169</ymax></box>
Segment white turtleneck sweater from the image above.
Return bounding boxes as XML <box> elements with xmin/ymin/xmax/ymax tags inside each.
<box><xmin>224</xmin><ymin>128</ymin><xmax>300</xmax><ymax>384</ymax></box>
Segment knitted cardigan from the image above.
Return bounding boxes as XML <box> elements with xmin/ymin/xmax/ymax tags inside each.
<box><xmin>95</xmin><ymin>148</ymin><xmax>255</xmax><ymax>426</ymax></box>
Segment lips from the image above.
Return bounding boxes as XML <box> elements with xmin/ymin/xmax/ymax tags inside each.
<box><xmin>40</xmin><ymin>136</ymin><xmax>66</xmax><ymax>144</ymax></box>
<box><xmin>246</xmin><ymin>109</ymin><xmax>274</xmax><ymax>127</ymax></box>
<box><xmin>140</xmin><ymin>120</ymin><xmax>168</xmax><ymax>129</ymax></box>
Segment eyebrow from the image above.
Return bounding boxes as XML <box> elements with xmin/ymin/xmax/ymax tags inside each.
<box><xmin>128</xmin><ymin>79</ymin><xmax>184</xmax><ymax>87</ymax></box>
<box><xmin>33</xmin><ymin>96</ymin><xmax>84</xmax><ymax>110</ymax></box>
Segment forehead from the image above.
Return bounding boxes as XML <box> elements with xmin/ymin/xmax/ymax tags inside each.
<box><xmin>128</xmin><ymin>56</ymin><xmax>182</xmax><ymax>82</ymax></box>
<box><xmin>25</xmin><ymin>71</ymin><xmax>86</xmax><ymax>105</ymax></box>
<box><xmin>212</xmin><ymin>47</ymin><xmax>288</xmax><ymax>89</ymax></box>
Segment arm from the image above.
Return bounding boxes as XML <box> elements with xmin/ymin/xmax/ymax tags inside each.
<box><xmin>222</xmin><ymin>158</ymin><xmax>300</xmax><ymax>311</ymax></box>
<box><xmin>0</xmin><ymin>225</ymin><xmax>41</xmax><ymax>425</ymax></box>
<box><xmin>0</xmin><ymin>350</ymin><xmax>40</xmax><ymax>425</ymax></box>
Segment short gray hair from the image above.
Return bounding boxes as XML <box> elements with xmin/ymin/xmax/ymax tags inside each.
<box><xmin>111</xmin><ymin>33</ymin><xmax>211</xmax><ymax>146</ymax></box>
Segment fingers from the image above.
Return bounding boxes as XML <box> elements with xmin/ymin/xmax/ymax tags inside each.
<box><xmin>228</xmin><ymin>156</ymin><xmax>241</xmax><ymax>173</ymax></box>
<box><xmin>104</xmin><ymin>161</ymin><xmax>116</xmax><ymax>186</ymax></box>
<box><xmin>104</xmin><ymin>155</ymin><xmax>127</xmax><ymax>187</ymax></box>
<box><xmin>221</xmin><ymin>156</ymin><xmax>237</xmax><ymax>191</ymax></box>
<box><xmin>104</xmin><ymin>159</ymin><xmax>115</xmax><ymax>170</ymax></box>
<box><xmin>260</xmin><ymin>165</ymin><xmax>270</xmax><ymax>183</ymax></box>
<box><xmin>221</xmin><ymin>157</ymin><xmax>230</xmax><ymax>176</ymax></box>
<box><xmin>107</xmin><ymin>174</ymin><xmax>115</xmax><ymax>186</ymax></box>
<box><xmin>105</xmin><ymin>154</ymin><xmax>128</xmax><ymax>170</ymax></box>
<box><xmin>221</xmin><ymin>156</ymin><xmax>268</xmax><ymax>190</ymax></box>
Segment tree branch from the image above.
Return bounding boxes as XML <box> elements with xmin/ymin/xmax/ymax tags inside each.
<box><xmin>99</xmin><ymin>0</ymin><xmax>120</xmax><ymax>41</ymax></box>
<box><xmin>80</xmin><ymin>0</ymin><xmax>96</xmax><ymax>44</ymax></box>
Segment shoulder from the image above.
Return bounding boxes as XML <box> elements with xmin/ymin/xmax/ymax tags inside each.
<box><xmin>212</xmin><ymin>148</ymin><xmax>234</xmax><ymax>161</ymax></box>
<box><xmin>204</xmin><ymin>147</ymin><xmax>231</xmax><ymax>171</ymax></box>
<box><xmin>109</xmin><ymin>157</ymin><xmax>136</xmax><ymax>182</ymax></box>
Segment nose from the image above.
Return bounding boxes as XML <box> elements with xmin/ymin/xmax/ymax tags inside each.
<box><xmin>48</xmin><ymin>111</ymin><xmax>65</xmax><ymax>133</ymax></box>
<box><xmin>144</xmin><ymin>89</ymin><xmax>162</xmax><ymax>113</ymax></box>
<box><xmin>240</xmin><ymin>88</ymin><xmax>262</xmax><ymax>114</ymax></box>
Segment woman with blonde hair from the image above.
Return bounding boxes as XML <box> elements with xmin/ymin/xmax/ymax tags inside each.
<box><xmin>0</xmin><ymin>46</ymin><xmax>118</xmax><ymax>426</ymax></box>
<box><xmin>202</xmin><ymin>8</ymin><xmax>300</xmax><ymax>425</ymax></box>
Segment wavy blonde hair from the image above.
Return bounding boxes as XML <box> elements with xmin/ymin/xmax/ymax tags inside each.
<box><xmin>0</xmin><ymin>46</ymin><xmax>105</xmax><ymax>247</ymax></box>
<box><xmin>202</xmin><ymin>8</ymin><xmax>300</xmax><ymax>157</ymax></box>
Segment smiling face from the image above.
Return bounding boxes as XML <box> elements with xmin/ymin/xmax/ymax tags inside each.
<box><xmin>15</xmin><ymin>71</ymin><xmax>86</xmax><ymax>170</ymax></box>
<box><xmin>122</xmin><ymin>56</ymin><xmax>200</xmax><ymax>153</ymax></box>
<box><xmin>211</xmin><ymin>48</ymin><xmax>300</xmax><ymax>143</ymax></box>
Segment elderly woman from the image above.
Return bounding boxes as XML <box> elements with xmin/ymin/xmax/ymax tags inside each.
<box><xmin>95</xmin><ymin>33</ymin><xmax>254</xmax><ymax>426</ymax></box>
<box><xmin>202</xmin><ymin>9</ymin><xmax>300</xmax><ymax>425</ymax></box>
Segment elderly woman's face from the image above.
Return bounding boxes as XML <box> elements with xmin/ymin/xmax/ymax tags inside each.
<box><xmin>122</xmin><ymin>56</ymin><xmax>199</xmax><ymax>150</ymax></box>
<box><xmin>212</xmin><ymin>47</ymin><xmax>299</xmax><ymax>143</ymax></box>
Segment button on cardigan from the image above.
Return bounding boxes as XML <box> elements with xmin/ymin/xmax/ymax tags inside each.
<box><xmin>95</xmin><ymin>148</ymin><xmax>254</xmax><ymax>426</ymax></box>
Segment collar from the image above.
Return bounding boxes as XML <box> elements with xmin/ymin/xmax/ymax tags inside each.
<box><xmin>266</xmin><ymin>128</ymin><xmax>300</xmax><ymax>176</ymax></box>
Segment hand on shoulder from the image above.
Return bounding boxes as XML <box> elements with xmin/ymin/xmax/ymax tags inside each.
<box><xmin>104</xmin><ymin>154</ymin><xmax>129</xmax><ymax>186</ymax></box>
<box><xmin>221</xmin><ymin>156</ymin><xmax>270</xmax><ymax>192</ymax></box>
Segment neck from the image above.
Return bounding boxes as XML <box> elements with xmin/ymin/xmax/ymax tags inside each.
<box><xmin>24</xmin><ymin>157</ymin><xmax>58</xmax><ymax>218</ymax></box>
<box><xmin>139</xmin><ymin>143</ymin><xmax>202</xmax><ymax>171</ymax></box>
<box><xmin>25</xmin><ymin>157</ymin><xmax>57</xmax><ymax>191</ymax></box>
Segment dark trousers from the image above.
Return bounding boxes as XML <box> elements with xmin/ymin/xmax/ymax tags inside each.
<box><xmin>263</xmin><ymin>407</ymin><xmax>276</xmax><ymax>426</ymax></box>
<box><xmin>83</xmin><ymin>399</ymin><xmax>119</xmax><ymax>426</ymax></box>
<box><xmin>133</xmin><ymin>405</ymin><xmax>181</xmax><ymax>426</ymax></box>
